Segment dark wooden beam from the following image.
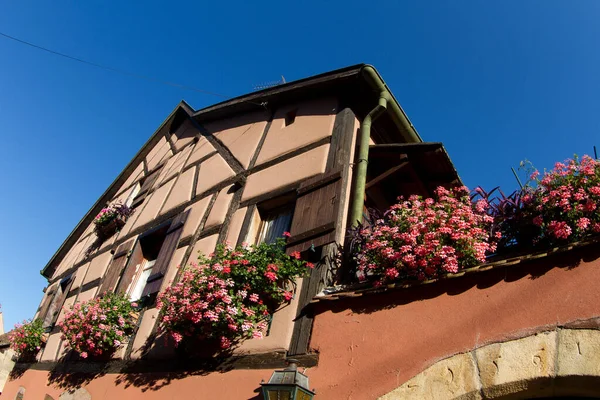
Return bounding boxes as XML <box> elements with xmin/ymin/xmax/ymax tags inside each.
<box><xmin>369</xmin><ymin>142</ymin><xmax>443</xmax><ymax>155</ymax></box>
<box><xmin>287</xmin><ymin>106</ymin><xmax>356</xmax><ymax>356</ymax></box>
<box><xmin>365</xmin><ymin>160</ymin><xmax>409</xmax><ymax>190</ymax></box>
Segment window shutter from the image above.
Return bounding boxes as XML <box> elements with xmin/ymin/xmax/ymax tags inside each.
<box><xmin>131</xmin><ymin>167</ymin><xmax>163</xmax><ymax>208</ymax></box>
<box><xmin>115</xmin><ymin>240</ymin><xmax>145</xmax><ymax>295</ymax></box>
<box><xmin>286</xmin><ymin>168</ymin><xmax>343</xmax><ymax>254</ymax></box>
<box><xmin>141</xmin><ymin>209</ymin><xmax>190</xmax><ymax>297</ymax></box>
<box><xmin>37</xmin><ymin>288</ymin><xmax>55</xmax><ymax>323</ymax></box>
<box><xmin>43</xmin><ymin>276</ymin><xmax>74</xmax><ymax>328</ymax></box>
<box><xmin>98</xmin><ymin>238</ymin><xmax>136</xmax><ymax>295</ymax></box>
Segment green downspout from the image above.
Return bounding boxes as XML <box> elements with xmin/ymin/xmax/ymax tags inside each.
<box><xmin>349</xmin><ymin>92</ymin><xmax>389</xmax><ymax>226</ymax></box>
<box><xmin>348</xmin><ymin>65</ymin><xmax>422</xmax><ymax>227</ymax></box>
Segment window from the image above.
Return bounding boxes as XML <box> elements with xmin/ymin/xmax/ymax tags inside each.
<box><xmin>123</xmin><ymin>225</ymin><xmax>167</xmax><ymax>301</ymax></box>
<box><xmin>41</xmin><ymin>275</ymin><xmax>73</xmax><ymax>329</ymax></box>
<box><xmin>112</xmin><ymin>210</ymin><xmax>189</xmax><ymax>301</ymax></box>
<box><xmin>129</xmin><ymin>259</ymin><xmax>155</xmax><ymax>301</ymax></box>
<box><xmin>130</xmin><ymin>166</ymin><xmax>163</xmax><ymax>209</ymax></box>
<box><xmin>125</xmin><ymin>182</ymin><xmax>141</xmax><ymax>208</ymax></box>
<box><xmin>256</xmin><ymin>208</ymin><xmax>293</xmax><ymax>244</ymax></box>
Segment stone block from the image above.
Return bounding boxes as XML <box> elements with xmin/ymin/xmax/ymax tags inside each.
<box><xmin>557</xmin><ymin>328</ymin><xmax>600</xmax><ymax>377</ymax></box>
<box><xmin>380</xmin><ymin>352</ymin><xmax>481</xmax><ymax>400</ymax></box>
<box><xmin>475</xmin><ymin>331</ymin><xmax>556</xmax><ymax>398</ymax></box>
<box><xmin>58</xmin><ymin>387</ymin><xmax>91</xmax><ymax>400</ymax></box>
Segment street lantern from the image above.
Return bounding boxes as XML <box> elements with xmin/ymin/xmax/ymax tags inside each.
<box><xmin>261</xmin><ymin>359</ymin><xmax>315</xmax><ymax>400</ymax></box>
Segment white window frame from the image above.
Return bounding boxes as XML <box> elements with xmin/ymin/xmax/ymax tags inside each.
<box><xmin>129</xmin><ymin>259</ymin><xmax>155</xmax><ymax>302</ymax></box>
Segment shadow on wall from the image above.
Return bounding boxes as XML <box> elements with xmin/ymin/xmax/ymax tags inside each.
<box><xmin>113</xmin><ymin>334</ymin><xmax>242</xmax><ymax>392</ymax></box>
<box><xmin>316</xmin><ymin>243</ymin><xmax>600</xmax><ymax>316</ymax></box>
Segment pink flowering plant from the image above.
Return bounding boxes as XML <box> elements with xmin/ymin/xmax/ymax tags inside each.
<box><xmin>157</xmin><ymin>236</ymin><xmax>312</xmax><ymax>350</ymax></box>
<box><xmin>59</xmin><ymin>293</ymin><xmax>136</xmax><ymax>359</ymax></box>
<box><xmin>9</xmin><ymin>319</ymin><xmax>45</xmax><ymax>358</ymax></box>
<box><xmin>497</xmin><ymin>155</ymin><xmax>600</xmax><ymax>248</ymax></box>
<box><xmin>93</xmin><ymin>202</ymin><xmax>132</xmax><ymax>229</ymax></box>
<box><xmin>353</xmin><ymin>186</ymin><xmax>498</xmax><ymax>285</ymax></box>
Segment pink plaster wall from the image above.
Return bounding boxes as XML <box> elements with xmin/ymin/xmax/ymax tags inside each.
<box><xmin>308</xmin><ymin>246</ymin><xmax>600</xmax><ymax>399</ymax></box>
<box><xmin>14</xmin><ymin>248</ymin><xmax>600</xmax><ymax>399</ymax></box>
<box><xmin>40</xmin><ymin>333</ymin><xmax>62</xmax><ymax>361</ymax></box>
<box><xmin>145</xmin><ymin>137</ymin><xmax>172</xmax><ymax>171</ymax></box>
<box><xmin>156</xmin><ymin>144</ymin><xmax>193</xmax><ymax>186</ymax></box>
<box><xmin>195</xmin><ymin>155</ymin><xmax>235</xmax><ymax>195</ymax></box>
<box><xmin>117</xmin><ymin>162</ymin><xmax>144</xmax><ymax>195</ymax></box>
<box><xmin>171</xmin><ymin>119</ymin><xmax>198</xmax><ymax>151</ymax></box>
<box><xmin>2</xmin><ymin>367</ymin><xmax>269</xmax><ymax>400</ymax></box>
<box><xmin>203</xmin><ymin>111</ymin><xmax>270</xmax><ymax>168</ymax></box>
<box><xmin>181</xmin><ymin>196</ymin><xmax>212</xmax><ymax>240</ymax></box>
<box><xmin>255</xmin><ymin>97</ymin><xmax>337</xmax><ymax>165</ymax></box>
<box><xmin>185</xmin><ymin>136</ymin><xmax>216</xmax><ymax>167</ymax></box>
<box><xmin>130</xmin><ymin>179</ymin><xmax>175</xmax><ymax>229</ymax></box>
<box><xmin>225</xmin><ymin>207</ymin><xmax>246</xmax><ymax>245</ymax></box>
<box><xmin>81</xmin><ymin>251</ymin><xmax>112</xmax><ymax>286</ymax></box>
<box><xmin>204</xmin><ymin>185</ymin><xmax>234</xmax><ymax>229</ymax></box>
<box><xmin>159</xmin><ymin>167</ymin><xmax>195</xmax><ymax>215</ymax></box>
<box><xmin>189</xmin><ymin>234</ymin><xmax>218</xmax><ymax>263</ymax></box>
<box><xmin>242</xmin><ymin>144</ymin><xmax>330</xmax><ymax>202</ymax></box>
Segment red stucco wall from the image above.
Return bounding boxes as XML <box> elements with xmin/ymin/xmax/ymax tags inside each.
<box><xmin>5</xmin><ymin>245</ymin><xmax>600</xmax><ymax>399</ymax></box>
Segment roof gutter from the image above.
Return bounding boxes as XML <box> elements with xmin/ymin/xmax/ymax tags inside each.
<box><xmin>348</xmin><ymin>66</ymin><xmax>423</xmax><ymax>227</ymax></box>
<box><xmin>360</xmin><ymin>65</ymin><xmax>422</xmax><ymax>143</ymax></box>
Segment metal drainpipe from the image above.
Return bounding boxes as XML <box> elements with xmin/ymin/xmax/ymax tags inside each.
<box><xmin>349</xmin><ymin>92</ymin><xmax>389</xmax><ymax>227</ymax></box>
<box><xmin>348</xmin><ymin>65</ymin><xmax>423</xmax><ymax>227</ymax></box>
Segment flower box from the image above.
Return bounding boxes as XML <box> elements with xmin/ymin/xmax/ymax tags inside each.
<box><xmin>157</xmin><ymin>237</ymin><xmax>312</xmax><ymax>351</ymax></box>
<box><xmin>59</xmin><ymin>293</ymin><xmax>137</xmax><ymax>360</ymax></box>
<box><xmin>93</xmin><ymin>202</ymin><xmax>132</xmax><ymax>240</ymax></box>
<box><xmin>96</xmin><ymin>215</ymin><xmax>126</xmax><ymax>239</ymax></box>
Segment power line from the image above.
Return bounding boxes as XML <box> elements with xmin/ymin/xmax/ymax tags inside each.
<box><xmin>0</xmin><ymin>31</ymin><xmax>240</xmax><ymax>101</ymax></box>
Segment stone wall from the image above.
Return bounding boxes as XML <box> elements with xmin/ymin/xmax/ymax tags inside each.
<box><xmin>0</xmin><ymin>348</ymin><xmax>15</xmax><ymax>394</ymax></box>
<box><xmin>380</xmin><ymin>327</ymin><xmax>600</xmax><ymax>399</ymax></box>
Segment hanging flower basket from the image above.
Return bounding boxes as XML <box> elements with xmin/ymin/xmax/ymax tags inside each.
<box><xmin>93</xmin><ymin>202</ymin><xmax>132</xmax><ymax>240</ymax></box>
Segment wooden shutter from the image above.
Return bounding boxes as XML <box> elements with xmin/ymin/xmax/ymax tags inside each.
<box><xmin>98</xmin><ymin>238</ymin><xmax>136</xmax><ymax>295</ymax></box>
<box><xmin>37</xmin><ymin>288</ymin><xmax>55</xmax><ymax>322</ymax></box>
<box><xmin>115</xmin><ymin>240</ymin><xmax>145</xmax><ymax>295</ymax></box>
<box><xmin>131</xmin><ymin>167</ymin><xmax>163</xmax><ymax>208</ymax></box>
<box><xmin>141</xmin><ymin>210</ymin><xmax>190</xmax><ymax>297</ymax></box>
<box><xmin>286</xmin><ymin>168</ymin><xmax>343</xmax><ymax>254</ymax></box>
<box><xmin>43</xmin><ymin>276</ymin><xmax>73</xmax><ymax>328</ymax></box>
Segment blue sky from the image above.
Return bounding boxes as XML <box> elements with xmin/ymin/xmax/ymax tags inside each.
<box><xmin>1</xmin><ymin>1</ymin><xmax>599</xmax><ymax>329</ymax></box>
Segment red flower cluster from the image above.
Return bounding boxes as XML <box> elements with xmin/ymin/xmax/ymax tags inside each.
<box><xmin>157</xmin><ymin>237</ymin><xmax>311</xmax><ymax>350</ymax></box>
<box><xmin>518</xmin><ymin>155</ymin><xmax>600</xmax><ymax>244</ymax></box>
<box><xmin>59</xmin><ymin>293</ymin><xmax>136</xmax><ymax>359</ymax></box>
<box><xmin>354</xmin><ymin>186</ymin><xmax>497</xmax><ymax>284</ymax></box>
<box><xmin>9</xmin><ymin>319</ymin><xmax>45</xmax><ymax>357</ymax></box>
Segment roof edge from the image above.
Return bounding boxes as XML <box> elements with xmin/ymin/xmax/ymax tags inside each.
<box><xmin>41</xmin><ymin>101</ymin><xmax>194</xmax><ymax>278</ymax></box>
